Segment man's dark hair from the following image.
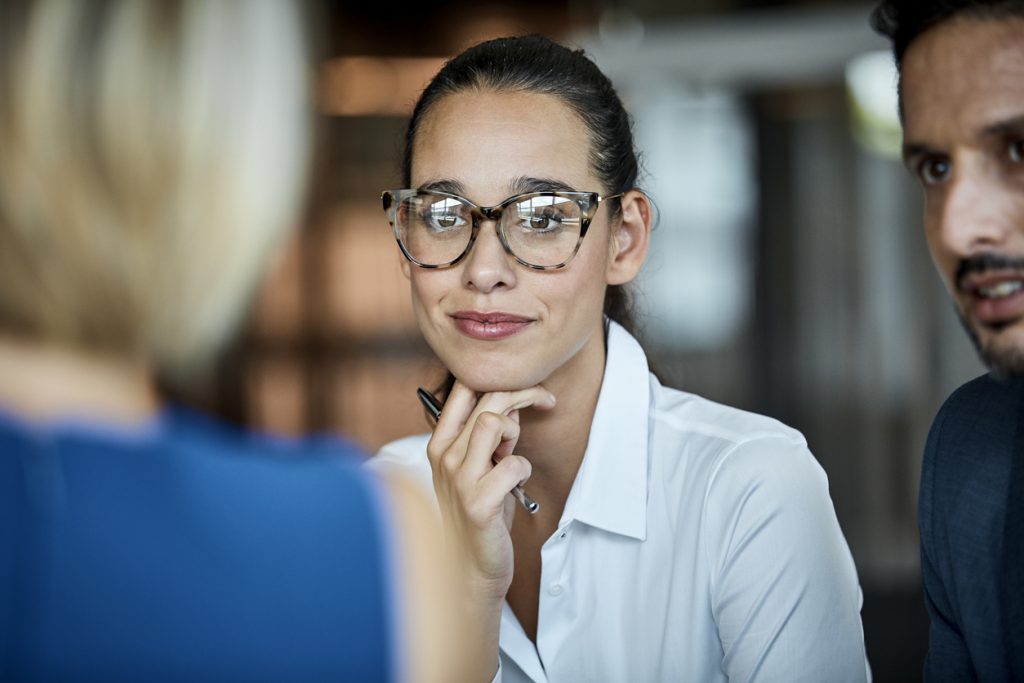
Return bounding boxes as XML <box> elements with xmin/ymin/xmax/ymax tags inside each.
<box><xmin>872</xmin><ymin>1</ymin><xmax>1024</xmax><ymax>69</ymax></box>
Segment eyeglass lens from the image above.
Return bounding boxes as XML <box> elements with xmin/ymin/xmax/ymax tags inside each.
<box><xmin>396</xmin><ymin>193</ymin><xmax>584</xmax><ymax>268</ymax></box>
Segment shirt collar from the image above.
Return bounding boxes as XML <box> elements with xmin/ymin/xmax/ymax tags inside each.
<box><xmin>559</xmin><ymin>320</ymin><xmax>650</xmax><ymax>541</ymax></box>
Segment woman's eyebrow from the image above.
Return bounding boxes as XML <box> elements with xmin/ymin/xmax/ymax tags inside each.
<box><xmin>418</xmin><ymin>179</ymin><xmax>465</xmax><ymax>195</ymax></box>
<box><xmin>509</xmin><ymin>176</ymin><xmax>577</xmax><ymax>194</ymax></box>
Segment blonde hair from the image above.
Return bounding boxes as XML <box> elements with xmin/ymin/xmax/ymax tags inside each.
<box><xmin>0</xmin><ymin>0</ymin><xmax>311</xmax><ymax>382</ymax></box>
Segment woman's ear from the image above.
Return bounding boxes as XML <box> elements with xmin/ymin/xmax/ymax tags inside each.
<box><xmin>606</xmin><ymin>189</ymin><xmax>652</xmax><ymax>286</ymax></box>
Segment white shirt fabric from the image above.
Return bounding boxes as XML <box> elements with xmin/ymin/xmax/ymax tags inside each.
<box><xmin>370</xmin><ymin>322</ymin><xmax>870</xmax><ymax>683</ymax></box>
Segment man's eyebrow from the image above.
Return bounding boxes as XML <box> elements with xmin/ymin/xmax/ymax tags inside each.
<box><xmin>509</xmin><ymin>176</ymin><xmax>577</xmax><ymax>194</ymax></box>
<box><xmin>418</xmin><ymin>179</ymin><xmax>465</xmax><ymax>195</ymax></box>
<box><xmin>901</xmin><ymin>114</ymin><xmax>1024</xmax><ymax>167</ymax></box>
<box><xmin>980</xmin><ymin>114</ymin><xmax>1024</xmax><ymax>139</ymax></box>
<box><xmin>901</xmin><ymin>141</ymin><xmax>939</xmax><ymax>168</ymax></box>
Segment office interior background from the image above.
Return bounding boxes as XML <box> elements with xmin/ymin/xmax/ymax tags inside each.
<box><xmin>185</xmin><ymin>2</ymin><xmax>985</xmax><ymax>680</ymax></box>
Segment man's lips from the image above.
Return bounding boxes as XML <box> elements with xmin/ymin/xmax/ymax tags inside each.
<box><xmin>957</xmin><ymin>271</ymin><xmax>1024</xmax><ymax>326</ymax></box>
<box><xmin>450</xmin><ymin>311</ymin><xmax>535</xmax><ymax>340</ymax></box>
<box><xmin>959</xmin><ymin>271</ymin><xmax>1024</xmax><ymax>297</ymax></box>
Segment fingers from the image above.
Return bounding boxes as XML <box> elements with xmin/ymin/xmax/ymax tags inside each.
<box><xmin>426</xmin><ymin>382</ymin><xmax>477</xmax><ymax>466</ymax></box>
<box><xmin>428</xmin><ymin>380</ymin><xmax>556</xmax><ymax>468</ymax></box>
<box><xmin>432</xmin><ymin>382</ymin><xmax>479</xmax><ymax>443</ymax></box>
<box><xmin>458</xmin><ymin>411</ymin><xmax>519</xmax><ymax>481</ymax></box>
<box><xmin>420</xmin><ymin>379</ymin><xmax>551</xmax><ymax>594</ymax></box>
<box><xmin>436</xmin><ymin>410</ymin><xmax>521</xmax><ymax>491</ymax></box>
<box><xmin>447</xmin><ymin>452</ymin><xmax>533</xmax><ymax>531</ymax></box>
<box><xmin>473</xmin><ymin>384</ymin><xmax>557</xmax><ymax>417</ymax></box>
<box><xmin>488</xmin><ymin>453</ymin><xmax>532</xmax><ymax>489</ymax></box>
<box><xmin>476</xmin><ymin>454</ymin><xmax>533</xmax><ymax>513</ymax></box>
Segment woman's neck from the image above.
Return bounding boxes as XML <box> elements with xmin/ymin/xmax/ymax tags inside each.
<box><xmin>0</xmin><ymin>337</ymin><xmax>160</xmax><ymax>426</ymax></box>
<box><xmin>512</xmin><ymin>324</ymin><xmax>608</xmax><ymax>511</ymax></box>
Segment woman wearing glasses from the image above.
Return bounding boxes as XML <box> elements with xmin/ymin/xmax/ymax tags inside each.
<box><xmin>373</xmin><ymin>35</ymin><xmax>869</xmax><ymax>682</ymax></box>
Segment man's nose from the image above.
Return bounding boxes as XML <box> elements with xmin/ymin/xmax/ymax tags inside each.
<box><xmin>936</xmin><ymin>170</ymin><xmax>1016</xmax><ymax>257</ymax></box>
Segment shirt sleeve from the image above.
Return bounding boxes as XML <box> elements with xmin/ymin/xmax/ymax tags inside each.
<box><xmin>703</xmin><ymin>435</ymin><xmax>869</xmax><ymax>683</ymax></box>
<box><xmin>366</xmin><ymin>440</ymin><xmax>438</xmax><ymax>507</ymax></box>
<box><xmin>919</xmin><ymin>404</ymin><xmax>976</xmax><ymax>682</ymax></box>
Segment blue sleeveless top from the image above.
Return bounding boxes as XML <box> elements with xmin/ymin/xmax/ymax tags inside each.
<box><xmin>0</xmin><ymin>406</ymin><xmax>396</xmax><ymax>682</ymax></box>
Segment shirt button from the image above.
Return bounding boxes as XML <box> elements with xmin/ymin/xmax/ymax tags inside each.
<box><xmin>548</xmin><ymin>583</ymin><xmax>564</xmax><ymax>597</ymax></box>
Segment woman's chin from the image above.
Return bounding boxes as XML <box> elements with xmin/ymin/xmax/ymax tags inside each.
<box><xmin>450</xmin><ymin>367</ymin><xmax>547</xmax><ymax>394</ymax></box>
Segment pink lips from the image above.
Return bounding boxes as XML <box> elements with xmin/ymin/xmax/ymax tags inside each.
<box><xmin>451</xmin><ymin>311</ymin><xmax>534</xmax><ymax>340</ymax></box>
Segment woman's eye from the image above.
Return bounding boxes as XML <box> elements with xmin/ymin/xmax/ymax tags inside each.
<box><xmin>525</xmin><ymin>213</ymin><xmax>564</xmax><ymax>232</ymax></box>
<box><xmin>1008</xmin><ymin>138</ymin><xmax>1024</xmax><ymax>164</ymax></box>
<box><xmin>917</xmin><ymin>156</ymin><xmax>951</xmax><ymax>185</ymax></box>
<box><xmin>424</xmin><ymin>212</ymin><xmax>462</xmax><ymax>230</ymax></box>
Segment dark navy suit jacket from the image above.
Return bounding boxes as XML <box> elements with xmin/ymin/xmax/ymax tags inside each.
<box><xmin>920</xmin><ymin>374</ymin><xmax>1024</xmax><ymax>682</ymax></box>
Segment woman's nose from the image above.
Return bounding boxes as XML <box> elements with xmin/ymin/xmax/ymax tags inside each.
<box><xmin>461</xmin><ymin>219</ymin><xmax>516</xmax><ymax>293</ymax></box>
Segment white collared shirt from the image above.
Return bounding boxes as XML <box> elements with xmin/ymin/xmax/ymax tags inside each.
<box><xmin>371</xmin><ymin>322</ymin><xmax>869</xmax><ymax>682</ymax></box>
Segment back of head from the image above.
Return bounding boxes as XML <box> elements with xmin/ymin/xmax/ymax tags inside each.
<box><xmin>872</xmin><ymin>0</ymin><xmax>1024</xmax><ymax>68</ymax></box>
<box><xmin>402</xmin><ymin>34</ymin><xmax>643</xmax><ymax>336</ymax></box>
<box><xmin>0</xmin><ymin>0</ymin><xmax>311</xmax><ymax>384</ymax></box>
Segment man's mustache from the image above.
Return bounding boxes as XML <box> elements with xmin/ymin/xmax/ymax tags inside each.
<box><xmin>955</xmin><ymin>253</ymin><xmax>1024</xmax><ymax>292</ymax></box>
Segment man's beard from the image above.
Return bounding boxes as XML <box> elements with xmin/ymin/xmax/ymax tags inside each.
<box><xmin>953</xmin><ymin>253</ymin><xmax>1024</xmax><ymax>379</ymax></box>
<box><xmin>955</xmin><ymin>305</ymin><xmax>1024</xmax><ymax>379</ymax></box>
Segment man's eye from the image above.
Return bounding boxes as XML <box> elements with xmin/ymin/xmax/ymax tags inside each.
<box><xmin>1009</xmin><ymin>138</ymin><xmax>1024</xmax><ymax>164</ymax></box>
<box><xmin>917</xmin><ymin>157</ymin><xmax>951</xmax><ymax>185</ymax></box>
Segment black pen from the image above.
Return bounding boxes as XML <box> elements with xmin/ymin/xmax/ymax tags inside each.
<box><xmin>416</xmin><ymin>387</ymin><xmax>540</xmax><ymax>515</ymax></box>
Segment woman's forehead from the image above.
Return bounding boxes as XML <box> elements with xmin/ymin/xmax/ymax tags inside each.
<box><xmin>410</xmin><ymin>89</ymin><xmax>597</xmax><ymax>198</ymax></box>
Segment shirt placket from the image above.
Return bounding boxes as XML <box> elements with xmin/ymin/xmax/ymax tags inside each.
<box><xmin>535</xmin><ymin>519</ymin><xmax>575</xmax><ymax>679</ymax></box>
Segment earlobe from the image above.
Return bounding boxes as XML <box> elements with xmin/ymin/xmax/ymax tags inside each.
<box><xmin>606</xmin><ymin>190</ymin><xmax>652</xmax><ymax>286</ymax></box>
<box><xmin>400</xmin><ymin>259</ymin><xmax>412</xmax><ymax>280</ymax></box>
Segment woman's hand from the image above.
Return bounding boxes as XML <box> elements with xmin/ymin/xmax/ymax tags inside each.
<box><xmin>426</xmin><ymin>379</ymin><xmax>556</xmax><ymax>601</ymax></box>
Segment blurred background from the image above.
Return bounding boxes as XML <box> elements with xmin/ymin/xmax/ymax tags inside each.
<box><xmin>193</xmin><ymin>1</ymin><xmax>984</xmax><ymax>680</ymax></box>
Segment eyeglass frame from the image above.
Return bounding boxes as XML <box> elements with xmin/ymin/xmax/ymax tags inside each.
<box><xmin>381</xmin><ymin>188</ymin><xmax>624</xmax><ymax>271</ymax></box>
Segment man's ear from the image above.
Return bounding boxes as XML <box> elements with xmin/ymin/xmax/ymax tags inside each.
<box><xmin>400</xmin><ymin>259</ymin><xmax>412</xmax><ymax>280</ymax></box>
<box><xmin>606</xmin><ymin>189</ymin><xmax>652</xmax><ymax>286</ymax></box>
